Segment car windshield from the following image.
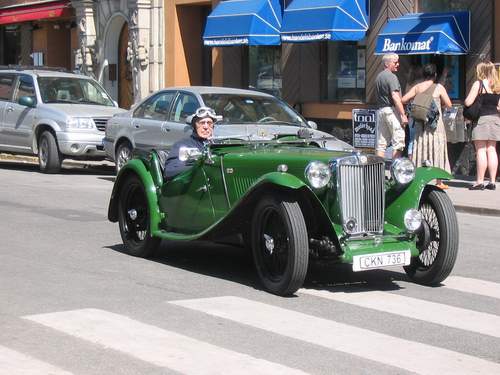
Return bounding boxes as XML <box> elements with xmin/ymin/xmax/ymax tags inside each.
<box><xmin>38</xmin><ymin>77</ymin><xmax>115</xmax><ymax>106</ymax></box>
<box><xmin>201</xmin><ymin>93</ymin><xmax>306</xmax><ymax>126</ymax></box>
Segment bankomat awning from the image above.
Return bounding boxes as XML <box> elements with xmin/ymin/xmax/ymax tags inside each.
<box><xmin>375</xmin><ymin>11</ymin><xmax>470</xmax><ymax>55</ymax></box>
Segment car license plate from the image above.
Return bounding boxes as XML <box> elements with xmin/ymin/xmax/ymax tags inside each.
<box><xmin>352</xmin><ymin>250</ymin><xmax>411</xmax><ymax>272</ymax></box>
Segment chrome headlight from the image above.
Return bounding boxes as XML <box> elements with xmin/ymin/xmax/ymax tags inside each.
<box><xmin>66</xmin><ymin>117</ymin><xmax>96</xmax><ymax>130</ymax></box>
<box><xmin>391</xmin><ymin>158</ymin><xmax>415</xmax><ymax>185</ymax></box>
<box><xmin>305</xmin><ymin>161</ymin><xmax>331</xmax><ymax>189</ymax></box>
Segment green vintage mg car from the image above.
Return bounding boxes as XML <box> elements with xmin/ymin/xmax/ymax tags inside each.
<box><xmin>108</xmin><ymin>133</ymin><xmax>458</xmax><ymax>296</ymax></box>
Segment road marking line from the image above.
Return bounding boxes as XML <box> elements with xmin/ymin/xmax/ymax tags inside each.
<box><xmin>171</xmin><ymin>296</ymin><xmax>500</xmax><ymax>375</ymax></box>
<box><xmin>300</xmin><ymin>288</ymin><xmax>500</xmax><ymax>338</ymax></box>
<box><xmin>23</xmin><ymin>308</ymin><xmax>307</xmax><ymax>375</ymax></box>
<box><xmin>443</xmin><ymin>276</ymin><xmax>500</xmax><ymax>300</ymax></box>
<box><xmin>0</xmin><ymin>345</ymin><xmax>73</xmax><ymax>375</ymax></box>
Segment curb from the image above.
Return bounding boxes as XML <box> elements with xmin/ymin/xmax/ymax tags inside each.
<box><xmin>0</xmin><ymin>153</ymin><xmax>114</xmax><ymax>168</ymax></box>
<box><xmin>453</xmin><ymin>205</ymin><xmax>500</xmax><ymax>217</ymax></box>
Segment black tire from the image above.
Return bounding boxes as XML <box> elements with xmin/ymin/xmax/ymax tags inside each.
<box><xmin>38</xmin><ymin>131</ymin><xmax>62</xmax><ymax>173</ymax></box>
<box><xmin>115</xmin><ymin>142</ymin><xmax>133</xmax><ymax>173</ymax></box>
<box><xmin>251</xmin><ymin>195</ymin><xmax>309</xmax><ymax>296</ymax></box>
<box><xmin>404</xmin><ymin>189</ymin><xmax>459</xmax><ymax>285</ymax></box>
<box><xmin>118</xmin><ymin>174</ymin><xmax>160</xmax><ymax>257</ymax></box>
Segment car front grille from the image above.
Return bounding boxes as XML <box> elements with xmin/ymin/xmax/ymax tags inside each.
<box><xmin>93</xmin><ymin>118</ymin><xmax>109</xmax><ymax>132</ymax></box>
<box><xmin>335</xmin><ymin>155</ymin><xmax>385</xmax><ymax>236</ymax></box>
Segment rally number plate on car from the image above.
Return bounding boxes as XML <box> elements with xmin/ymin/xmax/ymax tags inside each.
<box><xmin>352</xmin><ymin>250</ymin><xmax>411</xmax><ymax>272</ymax></box>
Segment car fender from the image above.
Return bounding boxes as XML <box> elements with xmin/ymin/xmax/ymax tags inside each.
<box><xmin>32</xmin><ymin>119</ymin><xmax>61</xmax><ymax>153</ymax></box>
<box><xmin>252</xmin><ymin>171</ymin><xmax>307</xmax><ymax>190</ymax></box>
<box><xmin>385</xmin><ymin>167</ymin><xmax>453</xmax><ymax>227</ymax></box>
<box><xmin>108</xmin><ymin>159</ymin><xmax>162</xmax><ymax>235</ymax></box>
<box><xmin>213</xmin><ymin>172</ymin><xmax>336</xmax><ymax>243</ymax></box>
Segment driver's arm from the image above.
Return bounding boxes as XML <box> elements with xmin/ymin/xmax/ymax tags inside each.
<box><xmin>164</xmin><ymin>141</ymin><xmax>191</xmax><ymax>179</ymax></box>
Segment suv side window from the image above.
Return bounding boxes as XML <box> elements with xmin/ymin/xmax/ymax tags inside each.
<box><xmin>169</xmin><ymin>93</ymin><xmax>199</xmax><ymax>123</ymax></box>
<box><xmin>14</xmin><ymin>75</ymin><xmax>36</xmax><ymax>104</ymax></box>
<box><xmin>134</xmin><ymin>91</ymin><xmax>176</xmax><ymax>121</ymax></box>
<box><xmin>0</xmin><ymin>74</ymin><xmax>15</xmax><ymax>101</ymax></box>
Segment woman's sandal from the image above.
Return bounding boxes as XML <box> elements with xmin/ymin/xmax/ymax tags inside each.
<box><xmin>468</xmin><ymin>183</ymin><xmax>485</xmax><ymax>191</ymax></box>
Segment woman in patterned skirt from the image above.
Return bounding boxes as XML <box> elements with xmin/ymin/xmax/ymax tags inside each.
<box><xmin>402</xmin><ymin>63</ymin><xmax>452</xmax><ymax>189</ymax></box>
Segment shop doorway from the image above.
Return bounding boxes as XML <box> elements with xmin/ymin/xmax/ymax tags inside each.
<box><xmin>1</xmin><ymin>25</ymin><xmax>21</xmax><ymax>65</ymax></box>
<box><xmin>118</xmin><ymin>23</ymin><xmax>133</xmax><ymax>109</ymax></box>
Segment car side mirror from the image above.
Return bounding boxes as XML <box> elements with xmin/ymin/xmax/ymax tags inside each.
<box><xmin>178</xmin><ymin>146</ymin><xmax>202</xmax><ymax>162</ymax></box>
<box><xmin>307</xmin><ymin>120</ymin><xmax>318</xmax><ymax>130</ymax></box>
<box><xmin>19</xmin><ymin>96</ymin><xmax>36</xmax><ymax>108</ymax></box>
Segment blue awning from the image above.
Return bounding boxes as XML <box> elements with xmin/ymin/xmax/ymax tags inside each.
<box><xmin>281</xmin><ymin>0</ymin><xmax>369</xmax><ymax>43</ymax></box>
<box><xmin>375</xmin><ymin>11</ymin><xmax>470</xmax><ymax>55</ymax></box>
<box><xmin>203</xmin><ymin>0</ymin><xmax>282</xmax><ymax>46</ymax></box>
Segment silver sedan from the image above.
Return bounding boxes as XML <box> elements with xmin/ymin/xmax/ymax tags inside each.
<box><xmin>103</xmin><ymin>86</ymin><xmax>352</xmax><ymax>171</ymax></box>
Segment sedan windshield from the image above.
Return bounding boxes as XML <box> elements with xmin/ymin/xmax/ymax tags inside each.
<box><xmin>201</xmin><ymin>93</ymin><xmax>305</xmax><ymax>126</ymax></box>
<box><xmin>38</xmin><ymin>77</ymin><xmax>115</xmax><ymax>106</ymax></box>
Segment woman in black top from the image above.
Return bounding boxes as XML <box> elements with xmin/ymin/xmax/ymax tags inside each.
<box><xmin>464</xmin><ymin>62</ymin><xmax>500</xmax><ymax>190</ymax></box>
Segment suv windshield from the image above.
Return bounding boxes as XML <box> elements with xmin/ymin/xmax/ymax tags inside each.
<box><xmin>201</xmin><ymin>94</ymin><xmax>305</xmax><ymax>126</ymax></box>
<box><xmin>38</xmin><ymin>77</ymin><xmax>114</xmax><ymax>106</ymax></box>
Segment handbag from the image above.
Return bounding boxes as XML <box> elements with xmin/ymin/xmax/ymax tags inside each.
<box><xmin>463</xmin><ymin>81</ymin><xmax>483</xmax><ymax>122</ymax></box>
<box><xmin>410</xmin><ymin>84</ymin><xmax>440</xmax><ymax>130</ymax></box>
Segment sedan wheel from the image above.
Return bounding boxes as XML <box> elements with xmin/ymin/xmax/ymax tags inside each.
<box><xmin>118</xmin><ymin>174</ymin><xmax>160</xmax><ymax>257</ymax></box>
<box><xmin>252</xmin><ymin>195</ymin><xmax>308</xmax><ymax>296</ymax></box>
<box><xmin>404</xmin><ymin>189</ymin><xmax>459</xmax><ymax>285</ymax></box>
<box><xmin>116</xmin><ymin>142</ymin><xmax>133</xmax><ymax>173</ymax></box>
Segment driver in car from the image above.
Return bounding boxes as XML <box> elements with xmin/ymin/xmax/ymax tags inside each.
<box><xmin>164</xmin><ymin>106</ymin><xmax>219</xmax><ymax>179</ymax></box>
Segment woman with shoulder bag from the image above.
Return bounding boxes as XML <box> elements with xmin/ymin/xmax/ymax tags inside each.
<box><xmin>464</xmin><ymin>62</ymin><xmax>500</xmax><ymax>190</ymax></box>
<box><xmin>402</xmin><ymin>63</ymin><xmax>452</xmax><ymax>189</ymax></box>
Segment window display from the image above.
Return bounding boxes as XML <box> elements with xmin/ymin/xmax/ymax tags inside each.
<box><xmin>248</xmin><ymin>46</ymin><xmax>282</xmax><ymax>97</ymax></box>
<box><xmin>419</xmin><ymin>0</ymin><xmax>469</xmax><ymax>12</ymax></box>
<box><xmin>325</xmin><ymin>42</ymin><xmax>365</xmax><ymax>101</ymax></box>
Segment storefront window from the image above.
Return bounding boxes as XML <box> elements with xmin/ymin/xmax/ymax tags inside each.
<box><xmin>418</xmin><ymin>0</ymin><xmax>469</xmax><ymax>12</ymax></box>
<box><xmin>0</xmin><ymin>25</ymin><xmax>21</xmax><ymax>65</ymax></box>
<box><xmin>325</xmin><ymin>42</ymin><xmax>366</xmax><ymax>102</ymax></box>
<box><xmin>423</xmin><ymin>55</ymin><xmax>463</xmax><ymax>100</ymax></box>
<box><xmin>248</xmin><ymin>46</ymin><xmax>282</xmax><ymax>97</ymax></box>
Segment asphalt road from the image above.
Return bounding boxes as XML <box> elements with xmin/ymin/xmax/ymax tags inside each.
<box><xmin>1</xmin><ymin>161</ymin><xmax>499</xmax><ymax>375</ymax></box>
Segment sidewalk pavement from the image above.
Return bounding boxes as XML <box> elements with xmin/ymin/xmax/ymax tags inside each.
<box><xmin>1</xmin><ymin>153</ymin><xmax>499</xmax><ymax>217</ymax></box>
<box><xmin>446</xmin><ymin>177</ymin><xmax>500</xmax><ymax>217</ymax></box>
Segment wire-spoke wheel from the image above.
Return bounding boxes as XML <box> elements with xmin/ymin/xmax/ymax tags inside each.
<box><xmin>252</xmin><ymin>195</ymin><xmax>308</xmax><ymax>296</ymax></box>
<box><xmin>115</xmin><ymin>142</ymin><xmax>133</xmax><ymax>173</ymax></box>
<box><xmin>118</xmin><ymin>174</ymin><xmax>160</xmax><ymax>257</ymax></box>
<box><xmin>404</xmin><ymin>189</ymin><xmax>459</xmax><ymax>285</ymax></box>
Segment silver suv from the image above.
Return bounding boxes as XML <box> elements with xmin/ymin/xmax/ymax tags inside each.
<box><xmin>0</xmin><ymin>67</ymin><xmax>125</xmax><ymax>173</ymax></box>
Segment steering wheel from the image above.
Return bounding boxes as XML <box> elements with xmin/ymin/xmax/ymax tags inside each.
<box><xmin>258</xmin><ymin>116</ymin><xmax>277</xmax><ymax>123</ymax></box>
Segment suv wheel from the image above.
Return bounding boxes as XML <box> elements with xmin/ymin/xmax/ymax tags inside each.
<box><xmin>38</xmin><ymin>131</ymin><xmax>62</xmax><ymax>174</ymax></box>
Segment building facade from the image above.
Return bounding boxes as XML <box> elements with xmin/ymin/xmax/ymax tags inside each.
<box><xmin>0</xmin><ymin>0</ymin><xmax>164</xmax><ymax>108</ymax></box>
<box><xmin>2</xmin><ymin>0</ymin><xmax>500</xmax><ymax>119</ymax></box>
<box><xmin>163</xmin><ymin>0</ymin><xmax>499</xmax><ymax>136</ymax></box>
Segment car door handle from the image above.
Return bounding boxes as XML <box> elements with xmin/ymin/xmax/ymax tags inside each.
<box><xmin>161</xmin><ymin>123</ymin><xmax>170</xmax><ymax>132</ymax></box>
<box><xmin>6</xmin><ymin>106</ymin><xmax>13</xmax><ymax>112</ymax></box>
<box><xmin>134</xmin><ymin>123</ymin><xmax>140</xmax><ymax>129</ymax></box>
<box><xmin>196</xmin><ymin>185</ymin><xmax>208</xmax><ymax>193</ymax></box>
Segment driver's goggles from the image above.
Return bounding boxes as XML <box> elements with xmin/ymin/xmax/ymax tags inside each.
<box><xmin>195</xmin><ymin>106</ymin><xmax>217</xmax><ymax>118</ymax></box>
